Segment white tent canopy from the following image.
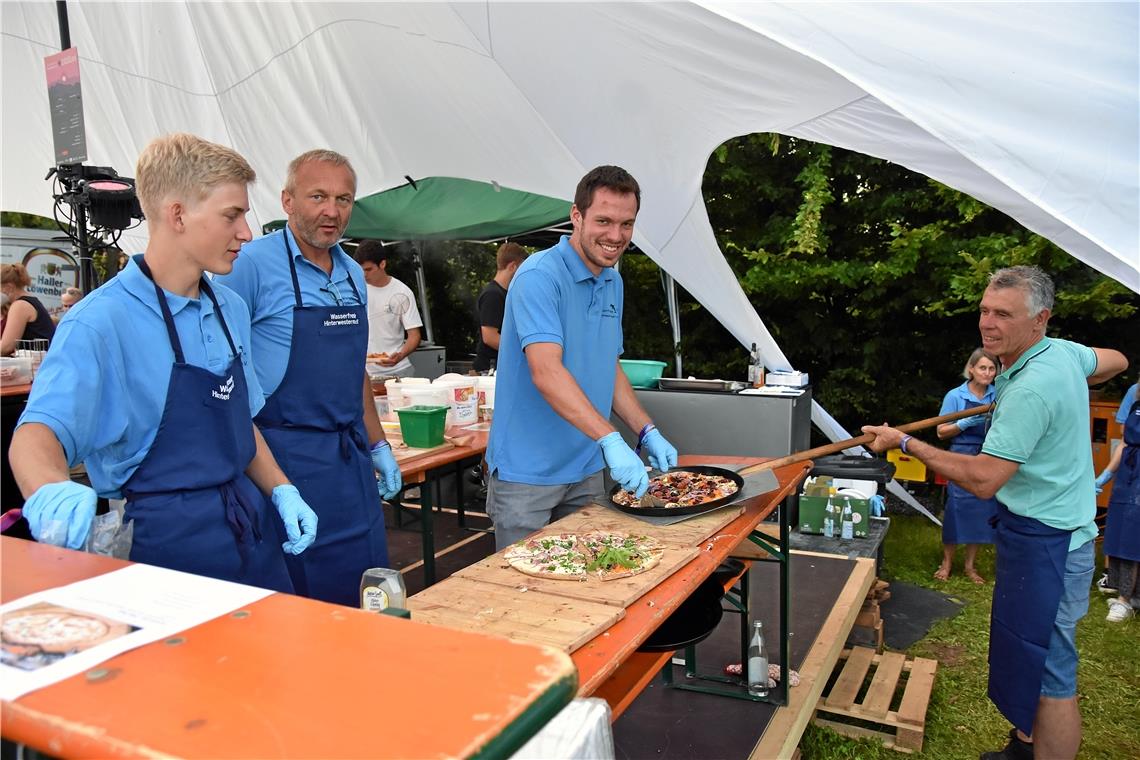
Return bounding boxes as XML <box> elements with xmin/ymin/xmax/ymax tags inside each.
<box><xmin>3</xmin><ymin>2</ymin><xmax>1137</xmax><ymax>516</ymax></box>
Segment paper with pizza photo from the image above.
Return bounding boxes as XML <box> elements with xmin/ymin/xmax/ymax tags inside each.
<box><xmin>0</xmin><ymin>563</ymin><xmax>272</xmax><ymax>701</ymax></box>
<box><xmin>1</xmin><ymin>601</ymin><xmax>137</xmax><ymax>672</ymax></box>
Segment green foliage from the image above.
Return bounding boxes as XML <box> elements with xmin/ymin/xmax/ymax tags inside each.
<box><xmin>614</xmin><ymin>134</ymin><xmax>1140</xmax><ymax>431</ymax></box>
<box><xmin>0</xmin><ymin>211</ymin><xmax>57</xmax><ymax>230</ymax></box>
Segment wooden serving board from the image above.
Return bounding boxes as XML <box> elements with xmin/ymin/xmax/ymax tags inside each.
<box><xmin>455</xmin><ymin>543</ymin><xmax>700</xmax><ymax>608</ymax></box>
<box><xmin>552</xmin><ymin>502</ymin><xmax>745</xmax><ymax>548</ymax></box>
<box><xmin>407</xmin><ymin>577</ymin><xmax>623</xmax><ymax>653</ymax></box>
<box><xmin>389</xmin><ymin>439</ymin><xmax>454</xmax><ymax>464</ymax></box>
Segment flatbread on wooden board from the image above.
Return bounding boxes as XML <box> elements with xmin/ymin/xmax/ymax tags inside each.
<box><xmin>503</xmin><ymin>532</ymin><xmax>664</xmax><ymax>582</ymax></box>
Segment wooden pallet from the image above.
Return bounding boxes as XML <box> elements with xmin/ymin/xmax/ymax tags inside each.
<box><xmin>814</xmin><ymin>647</ymin><xmax>937</xmax><ymax>753</ymax></box>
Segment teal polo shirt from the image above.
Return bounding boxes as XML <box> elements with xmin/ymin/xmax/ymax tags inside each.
<box><xmin>486</xmin><ymin>236</ymin><xmax>624</xmax><ymax>485</ymax></box>
<box><xmin>18</xmin><ymin>256</ymin><xmax>266</xmax><ymax>498</ymax></box>
<box><xmin>215</xmin><ymin>227</ymin><xmax>367</xmax><ymax>398</ymax></box>
<box><xmin>981</xmin><ymin>337</ymin><xmax>1099</xmax><ymax>550</ymax></box>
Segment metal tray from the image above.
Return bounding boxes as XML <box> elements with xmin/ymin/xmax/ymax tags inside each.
<box><xmin>610</xmin><ymin>465</ymin><xmax>746</xmax><ymax>517</ymax></box>
<box><xmin>657</xmin><ymin>377</ymin><xmax>744</xmax><ymax>392</ymax></box>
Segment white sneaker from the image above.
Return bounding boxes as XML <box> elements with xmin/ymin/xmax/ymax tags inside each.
<box><xmin>1106</xmin><ymin>600</ymin><xmax>1134</xmax><ymax>623</ymax></box>
<box><xmin>1097</xmin><ymin>573</ymin><xmax>1118</xmax><ymax>595</ymax></box>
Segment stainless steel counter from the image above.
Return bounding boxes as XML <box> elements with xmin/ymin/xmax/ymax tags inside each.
<box><xmin>611</xmin><ymin>386</ymin><xmax>812</xmax><ymax>458</ymax></box>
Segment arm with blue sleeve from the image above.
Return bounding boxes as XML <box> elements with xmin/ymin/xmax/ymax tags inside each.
<box><xmin>935</xmin><ymin>388</ymin><xmax>966</xmax><ymax>440</ymax></box>
<box><xmin>8</xmin><ymin>423</ymin><xmax>96</xmax><ymax>550</ymax></box>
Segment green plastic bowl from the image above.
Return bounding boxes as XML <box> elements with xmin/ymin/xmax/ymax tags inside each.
<box><xmin>620</xmin><ymin>359</ymin><xmax>667</xmax><ymax>388</ymax></box>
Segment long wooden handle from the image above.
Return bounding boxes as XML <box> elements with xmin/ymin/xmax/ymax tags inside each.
<box><xmin>737</xmin><ymin>404</ymin><xmax>993</xmax><ymax>477</ymax></box>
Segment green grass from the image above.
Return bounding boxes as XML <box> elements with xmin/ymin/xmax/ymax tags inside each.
<box><xmin>799</xmin><ymin>514</ymin><xmax>1140</xmax><ymax>759</ymax></box>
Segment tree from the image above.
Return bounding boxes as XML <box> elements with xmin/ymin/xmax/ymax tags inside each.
<box><xmin>619</xmin><ymin>134</ymin><xmax>1139</xmax><ymax>431</ymax></box>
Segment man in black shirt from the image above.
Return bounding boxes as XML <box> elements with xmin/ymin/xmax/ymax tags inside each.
<box><xmin>473</xmin><ymin>242</ymin><xmax>528</xmax><ymax>372</ymax></box>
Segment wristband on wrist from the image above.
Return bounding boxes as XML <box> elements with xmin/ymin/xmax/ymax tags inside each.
<box><xmin>372</xmin><ymin>440</ymin><xmax>391</xmax><ymax>453</ymax></box>
<box><xmin>900</xmin><ymin>435</ymin><xmax>913</xmax><ymax>455</ymax></box>
<box><xmin>635</xmin><ymin>423</ymin><xmax>656</xmax><ymax>454</ymax></box>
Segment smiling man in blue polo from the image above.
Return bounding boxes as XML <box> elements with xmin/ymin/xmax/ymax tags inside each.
<box><xmin>485</xmin><ymin>165</ymin><xmax>679</xmax><ymax>549</ymax></box>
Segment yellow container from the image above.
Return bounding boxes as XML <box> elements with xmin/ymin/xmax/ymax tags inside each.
<box><xmin>887</xmin><ymin>448</ymin><xmax>927</xmax><ymax>482</ymax></box>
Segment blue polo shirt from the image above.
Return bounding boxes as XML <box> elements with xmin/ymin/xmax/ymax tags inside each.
<box><xmin>981</xmin><ymin>337</ymin><xmax>1099</xmax><ymax>550</ymax></box>
<box><xmin>1117</xmin><ymin>384</ymin><xmax>1138</xmax><ymax>424</ymax></box>
<box><xmin>18</xmin><ymin>257</ymin><xmax>265</xmax><ymax>498</ymax></box>
<box><xmin>486</xmin><ymin>236</ymin><xmax>624</xmax><ymax>485</ymax></box>
<box><xmin>214</xmin><ymin>227</ymin><xmax>367</xmax><ymax>398</ymax></box>
<box><xmin>938</xmin><ymin>380</ymin><xmax>996</xmax><ymax>416</ymax></box>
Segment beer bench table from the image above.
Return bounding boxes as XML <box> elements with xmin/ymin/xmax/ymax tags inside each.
<box><xmin>395</xmin><ymin>426</ymin><xmax>489</xmax><ymax>586</ymax></box>
<box><xmin>1</xmin><ymin>537</ymin><xmax>576</xmax><ymax>759</ymax></box>
<box><xmin>408</xmin><ymin>456</ymin><xmax>813</xmax><ymax>710</ymax></box>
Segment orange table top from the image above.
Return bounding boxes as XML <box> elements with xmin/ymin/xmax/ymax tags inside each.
<box><xmin>0</xmin><ymin>382</ymin><xmax>32</xmax><ymax>398</ymax></box>
<box><xmin>572</xmin><ymin>456</ymin><xmax>810</xmax><ymax>695</ymax></box>
<box><xmin>1</xmin><ymin>538</ymin><xmax>576</xmax><ymax>759</ymax></box>
<box><xmin>398</xmin><ymin>426</ymin><xmax>488</xmax><ymax>484</ymax></box>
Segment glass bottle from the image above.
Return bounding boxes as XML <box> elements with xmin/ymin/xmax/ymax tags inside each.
<box><xmin>823</xmin><ymin>494</ymin><xmax>836</xmax><ymax>538</ymax></box>
<box><xmin>841</xmin><ymin>496</ymin><xmax>854</xmax><ymax>540</ymax></box>
<box><xmin>747</xmin><ymin>342</ymin><xmax>761</xmax><ymax>386</ymax></box>
<box><xmin>360</xmin><ymin>567</ymin><xmax>406</xmax><ymax>611</ymax></box>
<box><xmin>747</xmin><ymin>620</ymin><xmax>769</xmax><ymax>697</ymax></box>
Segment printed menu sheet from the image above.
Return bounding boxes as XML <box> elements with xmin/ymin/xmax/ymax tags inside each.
<box><xmin>1</xmin><ymin>564</ymin><xmax>272</xmax><ymax>700</ymax></box>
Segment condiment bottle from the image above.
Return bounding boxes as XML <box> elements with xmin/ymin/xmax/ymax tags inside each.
<box><xmin>360</xmin><ymin>567</ymin><xmax>406</xmax><ymax>611</ymax></box>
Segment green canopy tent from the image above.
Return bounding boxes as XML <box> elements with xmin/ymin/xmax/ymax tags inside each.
<box><xmin>263</xmin><ymin>176</ymin><xmax>683</xmax><ymax>374</ymax></box>
<box><xmin>264</xmin><ymin>176</ymin><xmax>571</xmax><ymax>243</ymax></box>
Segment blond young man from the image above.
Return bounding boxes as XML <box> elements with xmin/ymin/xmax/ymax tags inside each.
<box><xmin>11</xmin><ymin>133</ymin><xmax>317</xmax><ymax>591</ymax></box>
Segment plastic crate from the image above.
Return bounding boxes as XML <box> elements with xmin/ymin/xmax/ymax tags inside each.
<box><xmin>887</xmin><ymin>449</ymin><xmax>927</xmax><ymax>482</ymax></box>
<box><xmin>395</xmin><ymin>404</ymin><xmax>448</xmax><ymax>448</ymax></box>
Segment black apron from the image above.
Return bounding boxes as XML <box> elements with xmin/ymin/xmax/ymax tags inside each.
<box><xmin>253</xmin><ymin>235</ymin><xmax>387</xmax><ymax>606</ymax></box>
<box><xmin>121</xmin><ymin>258</ymin><xmax>292</xmax><ymax>592</ymax></box>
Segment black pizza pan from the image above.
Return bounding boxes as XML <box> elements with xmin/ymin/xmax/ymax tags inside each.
<box><xmin>609</xmin><ymin>465</ymin><xmax>746</xmax><ymax>517</ymax></box>
<box><xmin>637</xmin><ymin>576</ymin><xmax>725</xmax><ymax>652</ymax></box>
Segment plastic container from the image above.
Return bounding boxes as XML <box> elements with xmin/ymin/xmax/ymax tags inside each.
<box><xmin>433</xmin><ymin>376</ymin><xmax>478</xmax><ymax>426</ymax></box>
<box><xmin>401</xmin><ymin>385</ymin><xmax>450</xmax><ymax>411</ymax></box>
<box><xmin>0</xmin><ymin>356</ymin><xmax>33</xmax><ymax>385</ymax></box>
<box><xmin>475</xmin><ymin>376</ymin><xmax>496</xmax><ymax>418</ymax></box>
<box><xmin>619</xmin><ymin>359</ymin><xmax>667</xmax><ymax>388</ymax></box>
<box><xmin>395</xmin><ymin>405</ymin><xmax>449</xmax><ymax>448</ymax></box>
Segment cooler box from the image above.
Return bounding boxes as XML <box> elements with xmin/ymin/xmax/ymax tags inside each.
<box><xmin>886</xmin><ymin>448</ymin><xmax>927</xmax><ymax>482</ymax></box>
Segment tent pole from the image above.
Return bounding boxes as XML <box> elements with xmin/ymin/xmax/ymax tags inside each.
<box><xmin>663</xmin><ymin>272</ymin><xmax>682</xmax><ymax>378</ymax></box>
<box><xmin>411</xmin><ymin>243</ymin><xmax>434</xmax><ymax>344</ymax></box>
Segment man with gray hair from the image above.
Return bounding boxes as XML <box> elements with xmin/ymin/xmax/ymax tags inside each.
<box><xmin>863</xmin><ymin>265</ymin><xmax>1127</xmax><ymax>760</ymax></box>
<box><xmin>217</xmin><ymin>149</ymin><xmax>402</xmax><ymax>606</ymax></box>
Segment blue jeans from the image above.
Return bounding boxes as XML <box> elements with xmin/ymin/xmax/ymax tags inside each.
<box><xmin>1039</xmin><ymin>539</ymin><xmax>1094</xmax><ymax>698</ymax></box>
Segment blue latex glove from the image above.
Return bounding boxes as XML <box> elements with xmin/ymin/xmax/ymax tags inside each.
<box><xmin>1095</xmin><ymin>469</ymin><xmax>1114</xmax><ymax>494</ymax></box>
<box><xmin>598</xmin><ymin>432</ymin><xmax>649</xmax><ymax>497</ymax></box>
<box><xmin>371</xmin><ymin>441</ymin><xmax>403</xmax><ymax>500</ymax></box>
<box><xmin>957</xmin><ymin>414</ymin><xmax>986</xmax><ymax>431</ymax></box>
<box><xmin>271</xmin><ymin>484</ymin><xmax>318</xmax><ymax>555</ymax></box>
<box><xmin>641</xmin><ymin>428</ymin><xmax>678</xmax><ymax>472</ymax></box>
<box><xmin>23</xmin><ymin>480</ymin><xmax>97</xmax><ymax>550</ymax></box>
<box><xmin>869</xmin><ymin>494</ymin><xmax>886</xmax><ymax>517</ymax></box>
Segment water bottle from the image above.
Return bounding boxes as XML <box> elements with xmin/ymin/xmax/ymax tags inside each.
<box><xmin>841</xmin><ymin>497</ymin><xmax>854</xmax><ymax>540</ymax></box>
<box><xmin>747</xmin><ymin>620</ymin><xmax>769</xmax><ymax>697</ymax></box>
<box><xmin>747</xmin><ymin>342</ymin><xmax>761</xmax><ymax>386</ymax></box>
<box><xmin>823</xmin><ymin>494</ymin><xmax>836</xmax><ymax>538</ymax></box>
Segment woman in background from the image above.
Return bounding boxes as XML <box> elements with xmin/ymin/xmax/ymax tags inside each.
<box><xmin>934</xmin><ymin>348</ymin><xmax>999</xmax><ymax>583</ymax></box>
<box><xmin>1095</xmin><ymin>377</ymin><xmax>1139</xmax><ymax>622</ymax></box>
<box><xmin>1</xmin><ymin>264</ymin><xmax>55</xmax><ymax>356</ymax></box>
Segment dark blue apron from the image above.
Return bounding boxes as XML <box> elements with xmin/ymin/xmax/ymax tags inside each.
<box><xmin>121</xmin><ymin>257</ymin><xmax>292</xmax><ymax>592</ymax></box>
<box><xmin>944</xmin><ymin>401</ymin><xmax>999</xmax><ymax>544</ymax></box>
<box><xmin>1104</xmin><ymin>400</ymin><xmax>1140</xmax><ymax>562</ymax></box>
<box><xmin>988</xmin><ymin>502</ymin><xmax>1073</xmax><ymax>736</ymax></box>
<box><xmin>253</xmin><ymin>235</ymin><xmax>387</xmax><ymax>606</ymax></box>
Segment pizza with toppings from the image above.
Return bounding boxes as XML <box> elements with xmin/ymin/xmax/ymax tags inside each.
<box><xmin>503</xmin><ymin>532</ymin><xmax>664</xmax><ymax>581</ymax></box>
<box><xmin>1</xmin><ymin>603</ymin><xmax>132</xmax><ymax>655</ymax></box>
<box><xmin>612</xmin><ymin>470</ymin><xmax>740</xmax><ymax>509</ymax></box>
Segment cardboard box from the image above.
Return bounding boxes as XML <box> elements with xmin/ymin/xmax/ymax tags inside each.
<box><xmin>798</xmin><ymin>494</ymin><xmax>871</xmax><ymax>538</ymax></box>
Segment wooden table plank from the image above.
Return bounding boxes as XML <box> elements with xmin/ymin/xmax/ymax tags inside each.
<box><xmin>407</xmin><ymin>577</ymin><xmax>624</xmax><ymax>652</ymax></box>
